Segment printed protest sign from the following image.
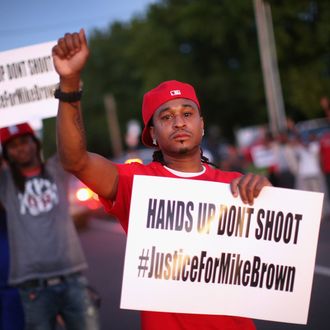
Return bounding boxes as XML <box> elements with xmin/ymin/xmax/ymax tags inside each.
<box><xmin>0</xmin><ymin>41</ymin><xmax>58</xmax><ymax>127</ymax></box>
<box><xmin>250</xmin><ymin>144</ymin><xmax>276</xmax><ymax>168</ymax></box>
<box><xmin>120</xmin><ymin>175</ymin><xmax>323</xmax><ymax>324</ymax></box>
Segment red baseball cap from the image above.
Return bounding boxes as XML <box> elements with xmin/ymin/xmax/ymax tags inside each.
<box><xmin>0</xmin><ymin>122</ymin><xmax>35</xmax><ymax>148</ymax></box>
<box><xmin>141</xmin><ymin>80</ymin><xmax>200</xmax><ymax>147</ymax></box>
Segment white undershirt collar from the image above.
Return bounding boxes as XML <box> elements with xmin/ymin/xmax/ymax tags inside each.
<box><xmin>164</xmin><ymin>165</ymin><xmax>206</xmax><ymax>177</ymax></box>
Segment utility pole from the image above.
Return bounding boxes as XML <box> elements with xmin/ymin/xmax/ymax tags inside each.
<box><xmin>104</xmin><ymin>94</ymin><xmax>123</xmax><ymax>158</ymax></box>
<box><xmin>253</xmin><ymin>0</ymin><xmax>287</xmax><ymax>135</ymax></box>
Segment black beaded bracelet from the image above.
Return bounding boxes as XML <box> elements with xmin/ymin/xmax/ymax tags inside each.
<box><xmin>54</xmin><ymin>87</ymin><xmax>82</xmax><ymax>103</ymax></box>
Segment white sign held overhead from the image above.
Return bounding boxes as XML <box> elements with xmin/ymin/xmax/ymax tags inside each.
<box><xmin>0</xmin><ymin>41</ymin><xmax>58</xmax><ymax>128</ymax></box>
<box><xmin>121</xmin><ymin>176</ymin><xmax>323</xmax><ymax>325</ymax></box>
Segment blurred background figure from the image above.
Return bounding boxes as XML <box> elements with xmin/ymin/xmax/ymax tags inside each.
<box><xmin>0</xmin><ymin>123</ymin><xmax>99</xmax><ymax>330</ymax></box>
<box><xmin>271</xmin><ymin>131</ymin><xmax>298</xmax><ymax>189</ymax></box>
<box><xmin>124</xmin><ymin>119</ymin><xmax>142</xmax><ymax>152</ymax></box>
<box><xmin>218</xmin><ymin>143</ymin><xmax>247</xmax><ymax>173</ymax></box>
<box><xmin>0</xmin><ymin>155</ymin><xmax>25</xmax><ymax>330</ymax></box>
<box><xmin>318</xmin><ymin>96</ymin><xmax>330</xmax><ymax>219</ymax></box>
<box><xmin>295</xmin><ymin>133</ymin><xmax>325</xmax><ymax>192</ymax></box>
<box><xmin>114</xmin><ymin>119</ymin><xmax>153</xmax><ymax>164</ymax></box>
<box><xmin>249</xmin><ymin>130</ymin><xmax>278</xmax><ymax>183</ymax></box>
<box><xmin>320</xmin><ymin>96</ymin><xmax>330</xmax><ymax>120</ymax></box>
<box><xmin>201</xmin><ymin>125</ymin><xmax>222</xmax><ymax>165</ymax></box>
<box><xmin>295</xmin><ymin>132</ymin><xmax>329</xmax><ymax>218</ymax></box>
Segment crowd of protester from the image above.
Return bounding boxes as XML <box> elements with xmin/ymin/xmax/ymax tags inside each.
<box><xmin>202</xmin><ymin>96</ymin><xmax>330</xmax><ymax>220</ymax></box>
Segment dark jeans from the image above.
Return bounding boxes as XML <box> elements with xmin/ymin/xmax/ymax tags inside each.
<box><xmin>19</xmin><ymin>274</ymin><xmax>99</xmax><ymax>330</ymax></box>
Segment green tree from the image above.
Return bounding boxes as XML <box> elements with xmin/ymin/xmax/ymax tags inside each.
<box><xmin>44</xmin><ymin>0</ymin><xmax>330</xmax><ymax>157</ymax></box>
<box><xmin>269</xmin><ymin>0</ymin><xmax>330</xmax><ymax>119</ymax></box>
<box><xmin>81</xmin><ymin>0</ymin><xmax>266</xmax><ymax>157</ymax></box>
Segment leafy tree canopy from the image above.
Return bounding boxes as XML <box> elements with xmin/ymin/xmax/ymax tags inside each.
<box><xmin>43</xmin><ymin>0</ymin><xmax>330</xmax><ymax>157</ymax></box>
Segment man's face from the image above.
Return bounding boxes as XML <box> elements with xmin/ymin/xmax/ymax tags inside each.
<box><xmin>5</xmin><ymin>134</ymin><xmax>39</xmax><ymax>167</ymax></box>
<box><xmin>150</xmin><ymin>98</ymin><xmax>204</xmax><ymax>155</ymax></box>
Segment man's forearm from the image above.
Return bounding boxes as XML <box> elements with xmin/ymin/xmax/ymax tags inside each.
<box><xmin>56</xmin><ymin>76</ymin><xmax>88</xmax><ymax>173</ymax></box>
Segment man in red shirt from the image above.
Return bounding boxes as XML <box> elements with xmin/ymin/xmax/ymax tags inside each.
<box><xmin>52</xmin><ymin>29</ymin><xmax>271</xmax><ymax>330</ymax></box>
<box><xmin>319</xmin><ymin>96</ymin><xmax>330</xmax><ymax>214</ymax></box>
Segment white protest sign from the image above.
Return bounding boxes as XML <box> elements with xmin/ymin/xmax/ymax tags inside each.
<box><xmin>0</xmin><ymin>41</ymin><xmax>58</xmax><ymax>127</ymax></box>
<box><xmin>250</xmin><ymin>144</ymin><xmax>277</xmax><ymax>168</ymax></box>
<box><xmin>121</xmin><ymin>175</ymin><xmax>323</xmax><ymax>324</ymax></box>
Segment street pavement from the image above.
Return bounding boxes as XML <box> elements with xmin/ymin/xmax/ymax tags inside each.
<box><xmin>79</xmin><ymin>217</ymin><xmax>330</xmax><ymax>330</ymax></box>
<box><xmin>79</xmin><ymin>219</ymin><xmax>140</xmax><ymax>330</ymax></box>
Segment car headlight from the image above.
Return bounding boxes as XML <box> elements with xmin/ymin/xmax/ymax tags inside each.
<box><xmin>76</xmin><ymin>187</ymin><xmax>94</xmax><ymax>202</ymax></box>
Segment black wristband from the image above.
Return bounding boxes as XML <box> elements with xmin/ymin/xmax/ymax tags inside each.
<box><xmin>54</xmin><ymin>88</ymin><xmax>82</xmax><ymax>102</ymax></box>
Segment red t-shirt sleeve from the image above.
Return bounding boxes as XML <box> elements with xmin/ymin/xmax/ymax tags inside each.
<box><xmin>99</xmin><ymin>163</ymin><xmax>138</xmax><ymax>233</ymax></box>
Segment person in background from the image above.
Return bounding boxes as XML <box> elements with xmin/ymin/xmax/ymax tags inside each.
<box><xmin>113</xmin><ymin>119</ymin><xmax>154</xmax><ymax>164</ymax></box>
<box><xmin>52</xmin><ymin>29</ymin><xmax>271</xmax><ymax>330</ymax></box>
<box><xmin>295</xmin><ymin>133</ymin><xmax>325</xmax><ymax>193</ymax></box>
<box><xmin>272</xmin><ymin>131</ymin><xmax>298</xmax><ymax>189</ymax></box>
<box><xmin>319</xmin><ymin>96</ymin><xmax>330</xmax><ymax>218</ymax></box>
<box><xmin>296</xmin><ymin>132</ymin><xmax>330</xmax><ymax>218</ymax></box>
<box><xmin>0</xmin><ymin>154</ymin><xmax>25</xmax><ymax>330</ymax></box>
<box><xmin>0</xmin><ymin>123</ymin><xmax>99</xmax><ymax>330</ymax></box>
<box><xmin>320</xmin><ymin>96</ymin><xmax>330</xmax><ymax>119</ymax></box>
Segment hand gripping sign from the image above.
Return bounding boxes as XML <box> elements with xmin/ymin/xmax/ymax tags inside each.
<box><xmin>120</xmin><ymin>175</ymin><xmax>323</xmax><ymax>324</ymax></box>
